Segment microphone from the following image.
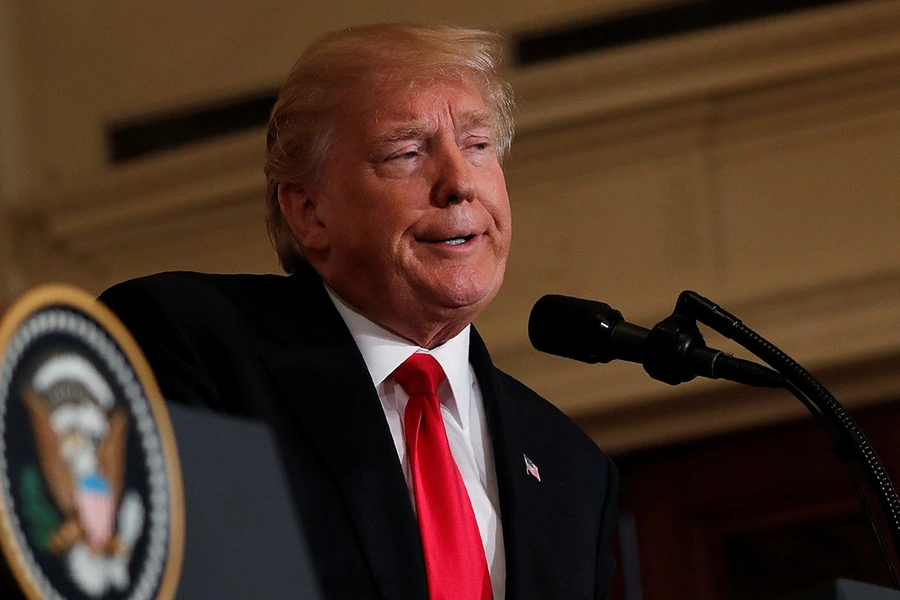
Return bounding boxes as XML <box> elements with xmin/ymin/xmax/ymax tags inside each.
<box><xmin>528</xmin><ymin>294</ymin><xmax>645</xmax><ymax>365</ymax></box>
<box><xmin>528</xmin><ymin>294</ymin><xmax>784</xmax><ymax>388</ymax></box>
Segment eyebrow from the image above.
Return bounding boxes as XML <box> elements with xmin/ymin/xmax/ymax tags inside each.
<box><xmin>371</xmin><ymin>110</ymin><xmax>496</xmax><ymax>151</ymax></box>
<box><xmin>458</xmin><ymin>109</ymin><xmax>495</xmax><ymax>133</ymax></box>
<box><xmin>373</xmin><ymin>121</ymin><xmax>433</xmax><ymax>149</ymax></box>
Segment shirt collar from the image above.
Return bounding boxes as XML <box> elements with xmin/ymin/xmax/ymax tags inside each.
<box><xmin>325</xmin><ymin>287</ymin><xmax>472</xmax><ymax>423</ymax></box>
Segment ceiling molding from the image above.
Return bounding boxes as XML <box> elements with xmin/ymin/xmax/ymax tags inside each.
<box><xmin>510</xmin><ymin>0</ymin><xmax>900</xmax><ymax>134</ymax></box>
<box><xmin>27</xmin><ymin>128</ymin><xmax>264</xmax><ymax>216</ymax></box>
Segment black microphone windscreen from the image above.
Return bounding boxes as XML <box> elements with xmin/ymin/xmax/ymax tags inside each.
<box><xmin>528</xmin><ymin>294</ymin><xmax>624</xmax><ymax>364</ymax></box>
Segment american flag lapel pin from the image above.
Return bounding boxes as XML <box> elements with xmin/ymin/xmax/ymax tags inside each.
<box><xmin>524</xmin><ymin>454</ymin><xmax>541</xmax><ymax>482</ymax></box>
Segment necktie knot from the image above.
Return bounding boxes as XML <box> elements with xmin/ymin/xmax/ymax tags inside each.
<box><xmin>392</xmin><ymin>353</ymin><xmax>446</xmax><ymax>398</ymax></box>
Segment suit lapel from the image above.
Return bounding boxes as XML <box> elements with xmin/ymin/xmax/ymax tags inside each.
<box><xmin>261</xmin><ymin>269</ymin><xmax>428</xmax><ymax>600</ymax></box>
<box><xmin>469</xmin><ymin>328</ymin><xmax>546</xmax><ymax>600</ymax></box>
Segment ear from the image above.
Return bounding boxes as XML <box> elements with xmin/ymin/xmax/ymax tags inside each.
<box><xmin>277</xmin><ymin>183</ymin><xmax>329</xmax><ymax>254</ymax></box>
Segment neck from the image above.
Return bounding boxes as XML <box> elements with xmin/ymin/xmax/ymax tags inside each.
<box><xmin>383</xmin><ymin>319</ymin><xmax>469</xmax><ymax>350</ymax></box>
<box><xmin>324</xmin><ymin>284</ymin><xmax>471</xmax><ymax>349</ymax></box>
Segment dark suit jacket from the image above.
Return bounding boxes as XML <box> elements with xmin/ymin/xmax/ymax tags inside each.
<box><xmin>99</xmin><ymin>267</ymin><xmax>618</xmax><ymax>600</ymax></box>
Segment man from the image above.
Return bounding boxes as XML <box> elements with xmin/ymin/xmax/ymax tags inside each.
<box><xmin>100</xmin><ymin>23</ymin><xmax>618</xmax><ymax>600</ymax></box>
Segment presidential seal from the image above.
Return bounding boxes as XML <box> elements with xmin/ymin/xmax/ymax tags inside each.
<box><xmin>0</xmin><ymin>285</ymin><xmax>184</xmax><ymax>600</ymax></box>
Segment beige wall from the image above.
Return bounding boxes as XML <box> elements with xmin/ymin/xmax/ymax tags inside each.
<box><xmin>3</xmin><ymin>0</ymin><xmax>900</xmax><ymax>452</ymax></box>
<box><xmin>2</xmin><ymin>0</ymin><xmax>674</xmax><ymax>198</ymax></box>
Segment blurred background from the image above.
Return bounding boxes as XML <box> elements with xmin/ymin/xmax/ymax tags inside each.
<box><xmin>2</xmin><ymin>1</ymin><xmax>900</xmax><ymax>598</ymax></box>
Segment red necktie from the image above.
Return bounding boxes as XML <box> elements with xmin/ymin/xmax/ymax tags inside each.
<box><xmin>393</xmin><ymin>353</ymin><xmax>492</xmax><ymax>600</ymax></box>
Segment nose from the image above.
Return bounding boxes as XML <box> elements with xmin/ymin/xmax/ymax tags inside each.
<box><xmin>431</xmin><ymin>143</ymin><xmax>475</xmax><ymax>207</ymax></box>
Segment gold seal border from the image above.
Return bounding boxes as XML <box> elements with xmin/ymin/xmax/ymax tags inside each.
<box><xmin>0</xmin><ymin>284</ymin><xmax>185</xmax><ymax>600</ymax></box>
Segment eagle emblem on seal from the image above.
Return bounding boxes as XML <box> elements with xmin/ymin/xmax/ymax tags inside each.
<box><xmin>20</xmin><ymin>352</ymin><xmax>145</xmax><ymax>597</ymax></box>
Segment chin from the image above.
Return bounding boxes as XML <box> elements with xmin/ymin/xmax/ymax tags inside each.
<box><xmin>429</xmin><ymin>272</ymin><xmax>504</xmax><ymax>314</ymax></box>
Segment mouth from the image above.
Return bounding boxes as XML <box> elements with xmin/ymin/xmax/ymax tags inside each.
<box><xmin>441</xmin><ymin>235</ymin><xmax>475</xmax><ymax>246</ymax></box>
<box><xmin>417</xmin><ymin>233</ymin><xmax>477</xmax><ymax>246</ymax></box>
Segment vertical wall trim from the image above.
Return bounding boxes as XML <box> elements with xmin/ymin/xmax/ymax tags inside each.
<box><xmin>0</xmin><ymin>0</ymin><xmax>27</xmax><ymax>303</ymax></box>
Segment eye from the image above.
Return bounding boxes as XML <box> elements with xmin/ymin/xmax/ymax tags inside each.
<box><xmin>386</xmin><ymin>146</ymin><xmax>421</xmax><ymax>162</ymax></box>
<box><xmin>464</xmin><ymin>137</ymin><xmax>491</xmax><ymax>153</ymax></box>
<box><xmin>375</xmin><ymin>145</ymin><xmax>423</xmax><ymax>177</ymax></box>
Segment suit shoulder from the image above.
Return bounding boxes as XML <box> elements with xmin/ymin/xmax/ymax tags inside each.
<box><xmin>96</xmin><ymin>272</ymin><xmax>307</xmax><ymax>412</ymax></box>
<box><xmin>101</xmin><ymin>271</ymin><xmax>285</xmax><ymax>303</ymax></box>
<box><xmin>101</xmin><ymin>271</ymin><xmax>297</xmax><ymax>317</ymax></box>
<box><xmin>98</xmin><ymin>271</ymin><xmax>311</xmax><ymax>348</ymax></box>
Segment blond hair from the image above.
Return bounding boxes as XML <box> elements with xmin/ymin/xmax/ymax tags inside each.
<box><xmin>264</xmin><ymin>23</ymin><xmax>515</xmax><ymax>273</ymax></box>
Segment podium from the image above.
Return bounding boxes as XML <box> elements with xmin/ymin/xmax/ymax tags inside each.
<box><xmin>1</xmin><ymin>401</ymin><xmax>323</xmax><ymax>600</ymax></box>
<box><xmin>168</xmin><ymin>403</ymin><xmax>322</xmax><ymax>599</ymax></box>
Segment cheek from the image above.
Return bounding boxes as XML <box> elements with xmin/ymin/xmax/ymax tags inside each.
<box><xmin>492</xmin><ymin>205</ymin><xmax>513</xmax><ymax>264</ymax></box>
<box><xmin>487</xmin><ymin>170</ymin><xmax>511</xmax><ymax>215</ymax></box>
<box><xmin>492</xmin><ymin>191</ymin><xmax>513</xmax><ymax>236</ymax></box>
<box><xmin>498</xmin><ymin>199</ymin><xmax>512</xmax><ymax>229</ymax></box>
<box><xmin>350</xmin><ymin>210</ymin><xmax>410</xmax><ymax>262</ymax></box>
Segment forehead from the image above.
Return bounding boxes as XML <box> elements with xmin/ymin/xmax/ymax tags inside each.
<box><xmin>342</xmin><ymin>79</ymin><xmax>494</xmax><ymax>138</ymax></box>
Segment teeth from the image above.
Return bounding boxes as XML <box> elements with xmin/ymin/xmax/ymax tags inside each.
<box><xmin>444</xmin><ymin>237</ymin><xmax>467</xmax><ymax>246</ymax></box>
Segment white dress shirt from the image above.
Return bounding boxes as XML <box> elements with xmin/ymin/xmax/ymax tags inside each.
<box><xmin>326</xmin><ymin>289</ymin><xmax>506</xmax><ymax>599</ymax></box>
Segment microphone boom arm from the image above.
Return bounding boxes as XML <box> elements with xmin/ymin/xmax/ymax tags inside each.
<box><xmin>675</xmin><ymin>290</ymin><xmax>900</xmax><ymax>588</ymax></box>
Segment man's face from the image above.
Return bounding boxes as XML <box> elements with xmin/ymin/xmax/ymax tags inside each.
<box><xmin>307</xmin><ymin>79</ymin><xmax>512</xmax><ymax>346</ymax></box>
